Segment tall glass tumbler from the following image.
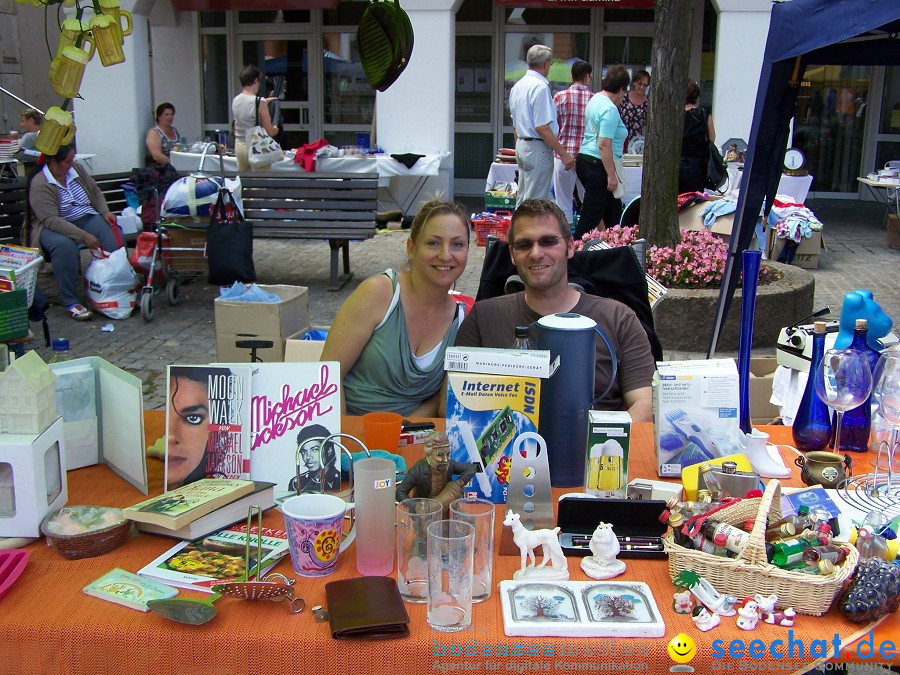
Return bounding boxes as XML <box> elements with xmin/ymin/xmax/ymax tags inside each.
<box><xmin>396</xmin><ymin>498</ymin><xmax>441</xmax><ymax>603</ymax></box>
<box><xmin>354</xmin><ymin>457</ymin><xmax>396</xmax><ymax>576</ymax></box>
<box><xmin>450</xmin><ymin>498</ymin><xmax>494</xmax><ymax>602</ymax></box>
<box><xmin>427</xmin><ymin>519</ymin><xmax>475</xmax><ymax>632</ymax></box>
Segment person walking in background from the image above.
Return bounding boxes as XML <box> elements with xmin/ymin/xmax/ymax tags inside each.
<box><xmin>232</xmin><ymin>65</ymin><xmax>279</xmax><ymax>172</ymax></box>
<box><xmin>508</xmin><ymin>44</ymin><xmax>574</xmax><ymax>206</ymax></box>
<box><xmin>619</xmin><ymin>69</ymin><xmax>650</xmax><ymax>153</ymax></box>
<box><xmin>679</xmin><ymin>79</ymin><xmax>716</xmax><ymax>193</ymax></box>
<box><xmin>574</xmin><ymin>65</ymin><xmax>630</xmax><ymax>238</ymax></box>
<box><xmin>552</xmin><ymin>60</ymin><xmax>592</xmax><ymax>228</ymax></box>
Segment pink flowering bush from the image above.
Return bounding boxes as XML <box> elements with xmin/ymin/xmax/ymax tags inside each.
<box><xmin>575</xmin><ymin>225</ymin><xmax>778</xmax><ymax>289</ymax></box>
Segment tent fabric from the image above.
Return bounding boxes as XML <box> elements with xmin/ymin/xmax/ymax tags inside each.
<box><xmin>708</xmin><ymin>0</ymin><xmax>900</xmax><ymax>355</ymax></box>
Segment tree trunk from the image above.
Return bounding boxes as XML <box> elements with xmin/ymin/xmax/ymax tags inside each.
<box><xmin>639</xmin><ymin>0</ymin><xmax>695</xmax><ymax>248</ymax></box>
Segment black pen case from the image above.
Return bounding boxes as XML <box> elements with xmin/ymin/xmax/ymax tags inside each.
<box><xmin>556</xmin><ymin>495</ymin><xmax>668</xmax><ymax>559</ymax></box>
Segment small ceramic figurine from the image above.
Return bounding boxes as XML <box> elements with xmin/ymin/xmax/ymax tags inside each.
<box><xmin>691</xmin><ymin>605</ymin><xmax>720</xmax><ymax>632</ymax></box>
<box><xmin>672</xmin><ymin>590</ymin><xmax>694</xmax><ymax>614</ymax></box>
<box><xmin>395</xmin><ymin>431</ymin><xmax>477</xmax><ymax>516</ymax></box>
<box><xmin>672</xmin><ymin>570</ymin><xmax>738</xmax><ymax>617</ymax></box>
<box><xmin>580</xmin><ymin>522</ymin><xmax>626</xmax><ymax>580</ymax></box>
<box><xmin>754</xmin><ymin>594</ymin><xmax>796</xmax><ymax>627</ymax></box>
<box><xmin>736</xmin><ymin>599</ymin><xmax>760</xmax><ymax>630</ymax></box>
<box><xmin>503</xmin><ymin>510</ymin><xmax>569</xmax><ymax>580</ymax></box>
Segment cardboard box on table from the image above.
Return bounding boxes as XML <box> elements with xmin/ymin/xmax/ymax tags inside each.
<box><xmin>214</xmin><ymin>285</ymin><xmax>309</xmax><ymax>363</ymax></box>
<box><xmin>445</xmin><ymin>370</ymin><xmax>541</xmax><ymax>505</ymax></box>
<box><xmin>765</xmin><ymin>228</ymin><xmax>824</xmax><ymax>269</ymax></box>
<box><xmin>738</xmin><ymin>357</ymin><xmax>781</xmax><ymax>425</ymax></box>
<box><xmin>0</xmin><ymin>416</ymin><xmax>67</xmax><ymax>537</ymax></box>
<box><xmin>653</xmin><ymin>358</ymin><xmax>742</xmax><ymax>477</ymax></box>
<box><xmin>284</xmin><ymin>326</ymin><xmax>330</xmax><ymax>362</ymax></box>
<box><xmin>48</xmin><ymin>357</ymin><xmax>148</xmax><ymax>493</ymax></box>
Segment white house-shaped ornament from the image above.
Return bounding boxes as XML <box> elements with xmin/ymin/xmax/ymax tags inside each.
<box><xmin>0</xmin><ymin>350</ymin><xmax>58</xmax><ymax>435</ymax></box>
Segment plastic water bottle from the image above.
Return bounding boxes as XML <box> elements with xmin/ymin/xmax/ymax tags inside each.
<box><xmin>513</xmin><ymin>326</ymin><xmax>532</xmax><ymax>350</ymax></box>
<box><xmin>792</xmin><ymin>321</ymin><xmax>832</xmax><ymax>451</ymax></box>
<box><xmin>48</xmin><ymin>338</ymin><xmax>71</xmax><ymax>363</ymax></box>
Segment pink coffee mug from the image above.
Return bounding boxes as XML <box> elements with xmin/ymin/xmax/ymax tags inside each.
<box><xmin>281</xmin><ymin>493</ymin><xmax>355</xmax><ymax>577</ymax></box>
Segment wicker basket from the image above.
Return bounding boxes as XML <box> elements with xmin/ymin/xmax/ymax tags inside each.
<box><xmin>40</xmin><ymin>507</ymin><xmax>132</xmax><ymax>560</ymax></box>
<box><xmin>664</xmin><ymin>479</ymin><xmax>858</xmax><ymax>616</ymax></box>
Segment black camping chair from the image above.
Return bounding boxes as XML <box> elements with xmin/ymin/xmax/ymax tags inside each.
<box><xmin>476</xmin><ymin>238</ymin><xmax>663</xmax><ymax>362</ymax></box>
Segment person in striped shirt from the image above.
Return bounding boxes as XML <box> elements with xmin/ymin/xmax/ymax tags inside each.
<box><xmin>24</xmin><ymin>144</ymin><xmax>123</xmax><ymax>320</ymax></box>
<box><xmin>552</xmin><ymin>60</ymin><xmax>593</xmax><ymax>227</ymax></box>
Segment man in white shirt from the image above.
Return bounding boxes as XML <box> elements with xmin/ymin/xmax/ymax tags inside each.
<box><xmin>508</xmin><ymin>45</ymin><xmax>574</xmax><ymax>207</ymax></box>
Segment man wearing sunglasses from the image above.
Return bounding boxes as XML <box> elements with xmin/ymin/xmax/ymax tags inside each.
<box><xmin>454</xmin><ymin>199</ymin><xmax>653</xmax><ymax>422</ymax></box>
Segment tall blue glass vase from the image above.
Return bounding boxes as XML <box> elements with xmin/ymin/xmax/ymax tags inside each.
<box><xmin>792</xmin><ymin>322</ymin><xmax>833</xmax><ymax>451</ymax></box>
<box><xmin>737</xmin><ymin>250</ymin><xmax>761</xmax><ymax>434</ymax></box>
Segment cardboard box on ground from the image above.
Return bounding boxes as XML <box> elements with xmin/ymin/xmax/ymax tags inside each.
<box><xmin>765</xmin><ymin>228</ymin><xmax>824</xmax><ymax>269</ymax></box>
<box><xmin>887</xmin><ymin>213</ymin><xmax>900</xmax><ymax>248</ymax></box>
<box><xmin>284</xmin><ymin>326</ymin><xmax>330</xmax><ymax>362</ymax></box>
<box><xmin>741</xmin><ymin>357</ymin><xmax>781</xmax><ymax>425</ymax></box>
<box><xmin>214</xmin><ymin>285</ymin><xmax>310</xmax><ymax>363</ymax></box>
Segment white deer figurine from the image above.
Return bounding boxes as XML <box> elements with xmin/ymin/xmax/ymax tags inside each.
<box><xmin>503</xmin><ymin>510</ymin><xmax>569</xmax><ymax>580</ymax></box>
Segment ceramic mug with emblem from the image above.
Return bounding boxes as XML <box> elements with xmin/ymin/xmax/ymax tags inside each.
<box><xmin>795</xmin><ymin>451</ymin><xmax>851</xmax><ymax>489</ymax></box>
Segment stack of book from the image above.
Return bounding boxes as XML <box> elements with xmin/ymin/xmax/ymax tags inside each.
<box><xmin>0</xmin><ymin>137</ymin><xmax>19</xmax><ymax>160</ymax></box>
<box><xmin>123</xmin><ymin>478</ymin><xmax>276</xmax><ymax>540</ymax></box>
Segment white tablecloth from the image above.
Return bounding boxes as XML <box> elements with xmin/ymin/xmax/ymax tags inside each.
<box><xmin>170</xmin><ymin>151</ymin><xmax>239</xmax><ymax>174</ymax></box>
<box><xmin>486</xmin><ymin>161</ymin><xmax>642</xmax><ymax>205</ymax></box>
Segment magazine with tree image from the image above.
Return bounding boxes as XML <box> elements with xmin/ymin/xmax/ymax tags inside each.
<box><xmin>165</xmin><ymin>364</ymin><xmax>253</xmax><ymax>491</ymax></box>
<box><xmin>137</xmin><ymin>523</ymin><xmax>289</xmax><ymax>592</ymax></box>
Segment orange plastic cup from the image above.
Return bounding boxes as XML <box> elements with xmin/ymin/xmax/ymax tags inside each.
<box><xmin>362</xmin><ymin>411</ymin><xmax>403</xmax><ymax>452</ymax></box>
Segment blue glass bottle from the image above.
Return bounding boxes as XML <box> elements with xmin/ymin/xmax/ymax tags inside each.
<box><xmin>792</xmin><ymin>321</ymin><xmax>832</xmax><ymax>451</ymax></box>
<box><xmin>832</xmin><ymin>319</ymin><xmax>879</xmax><ymax>453</ymax></box>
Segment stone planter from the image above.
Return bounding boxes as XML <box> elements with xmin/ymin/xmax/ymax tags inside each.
<box><xmin>653</xmin><ymin>261</ymin><xmax>814</xmax><ymax>353</ymax></box>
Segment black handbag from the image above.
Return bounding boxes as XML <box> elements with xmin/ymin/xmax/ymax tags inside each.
<box><xmin>206</xmin><ymin>188</ymin><xmax>256</xmax><ymax>285</ymax></box>
<box><xmin>704</xmin><ymin>109</ymin><xmax>728</xmax><ymax>190</ymax></box>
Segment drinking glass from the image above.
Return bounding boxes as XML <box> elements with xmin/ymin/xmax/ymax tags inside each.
<box><xmin>396</xmin><ymin>498</ymin><xmax>441</xmax><ymax>603</ymax></box>
<box><xmin>426</xmin><ymin>519</ymin><xmax>475</xmax><ymax>632</ymax></box>
<box><xmin>871</xmin><ymin>349</ymin><xmax>900</xmax><ymax>492</ymax></box>
<box><xmin>449</xmin><ymin>497</ymin><xmax>494</xmax><ymax>603</ymax></box>
<box><xmin>815</xmin><ymin>348</ymin><xmax>873</xmax><ymax>455</ymax></box>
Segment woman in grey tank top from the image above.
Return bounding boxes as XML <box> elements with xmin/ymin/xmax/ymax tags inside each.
<box><xmin>321</xmin><ymin>198</ymin><xmax>471</xmax><ymax>417</ymax></box>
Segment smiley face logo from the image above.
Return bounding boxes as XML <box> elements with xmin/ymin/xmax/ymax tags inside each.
<box><xmin>667</xmin><ymin>633</ymin><xmax>697</xmax><ymax>664</ymax></box>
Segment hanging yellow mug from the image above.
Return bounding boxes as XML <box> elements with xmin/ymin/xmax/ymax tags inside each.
<box><xmin>89</xmin><ymin>15</ymin><xmax>125</xmax><ymax>66</ymax></box>
<box><xmin>50</xmin><ymin>45</ymin><xmax>92</xmax><ymax>99</ymax></box>
<box><xmin>97</xmin><ymin>0</ymin><xmax>133</xmax><ymax>45</ymax></box>
<box><xmin>34</xmin><ymin>107</ymin><xmax>76</xmax><ymax>156</ymax></box>
<box><xmin>57</xmin><ymin>18</ymin><xmax>95</xmax><ymax>59</ymax></box>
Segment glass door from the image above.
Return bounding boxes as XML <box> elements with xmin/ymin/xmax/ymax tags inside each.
<box><xmin>874</xmin><ymin>65</ymin><xmax>900</xmax><ymax>172</ymax></box>
<box><xmin>240</xmin><ymin>36</ymin><xmax>313</xmax><ymax>150</ymax></box>
<box><xmin>794</xmin><ymin>64</ymin><xmax>872</xmax><ymax>194</ymax></box>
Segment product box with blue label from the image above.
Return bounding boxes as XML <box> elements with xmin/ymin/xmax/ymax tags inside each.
<box><xmin>653</xmin><ymin>359</ymin><xmax>742</xmax><ymax>477</ymax></box>
<box><xmin>445</xmin><ymin>372</ymin><xmax>541</xmax><ymax>504</ymax></box>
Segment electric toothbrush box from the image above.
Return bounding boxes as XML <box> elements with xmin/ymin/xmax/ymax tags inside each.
<box><xmin>583</xmin><ymin>410</ymin><xmax>631</xmax><ymax>498</ymax></box>
<box><xmin>445</xmin><ymin>371</ymin><xmax>541</xmax><ymax>504</ymax></box>
<box><xmin>652</xmin><ymin>359</ymin><xmax>742</xmax><ymax>477</ymax></box>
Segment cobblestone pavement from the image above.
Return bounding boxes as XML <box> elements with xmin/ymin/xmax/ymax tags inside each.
<box><xmin>22</xmin><ymin>198</ymin><xmax>897</xmax><ymax>409</ymax></box>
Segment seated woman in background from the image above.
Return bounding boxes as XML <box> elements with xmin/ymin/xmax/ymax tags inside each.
<box><xmin>23</xmin><ymin>143</ymin><xmax>122</xmax><ymax>321</ymax></box>
<box><xmin>145</xmin><ymin>102</ymin><xmax>180</xmax><ymax>166</ymax></box>
<box><xmin>679</xmin><ymin>79</ymin><xmax>716</xmax><ymax>193</ymax></box>
<box><xmin>619</xmin><ymin>69</ymin><xmax>650</xmax><ymax>153</ymax></box>
<box><xmin>321</xmin><ymin>198</ymin><xmax>470</xmax><ymax>417</ymax></box>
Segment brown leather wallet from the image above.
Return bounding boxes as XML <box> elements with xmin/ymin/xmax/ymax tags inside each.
<box><xmin>324</xmin><ymin>576</ymin><xmax>410</xmax><ymax>640</ymax></box>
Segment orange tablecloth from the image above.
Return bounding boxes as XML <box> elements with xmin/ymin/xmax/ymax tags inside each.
<box><xmin>1</xmin><ymin>417</ymin><xmax>896</xmax><ymax>674</ymax></box>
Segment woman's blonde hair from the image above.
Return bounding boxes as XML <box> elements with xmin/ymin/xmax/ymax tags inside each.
<box><xmin>408</xmin><ymin>196</ymin><xmax>471</xmax><ymax>244</ymax></box>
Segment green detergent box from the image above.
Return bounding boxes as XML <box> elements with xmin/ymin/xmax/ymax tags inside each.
<box><xmin>446</xmin><ymin>371</ymin><xmax>541</xmax><ymax>504</ymax></box>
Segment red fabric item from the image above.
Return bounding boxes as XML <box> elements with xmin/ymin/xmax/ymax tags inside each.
<box><xmin>677</xmin><ymin>191</ymin><xmax>707</xmax><ymax>211</ymax></box>
<box><xmin>293</xmin><ymin>138</ymin><xmax>330</xmax><ymax>172</ymax></box>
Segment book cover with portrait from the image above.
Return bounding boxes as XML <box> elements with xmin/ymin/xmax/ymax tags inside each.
<box><xmin>165</xmin><ymin>365</ymin><xmax>253</xmax><ymax>491</ymax></box>
<box><xmin>236</xmin><ymin>361</ymin><xmax>342</xmax><ymax>502</ymax></box>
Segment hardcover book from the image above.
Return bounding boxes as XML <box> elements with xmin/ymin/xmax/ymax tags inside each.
<box><xmin>165</xmin><ymin>364</ymin><xmax>252</xmax><ymax>490</ymax></box>
<box><xmin>123</xmin><ymin>478</ymin><xmax>256</xmax><ymax>530</ymax></box>
<box><xmin>234</xmin><ymin>362</ymin><xmax>342</xmax><ymax>501</ymax></box>
<box><xmin>82</xmin><ymin>568</ymin><xmax>178</xmax><ymax>611</ymax></box>
<box><xmin>137</xmin><ymin>523</ymin><xmax>290</xmax><ymax>593</ymax></box>
<box><xmin>135</xmin><ymin>481</ymin><xmax>276</xmax><ymax>540</ymax></box>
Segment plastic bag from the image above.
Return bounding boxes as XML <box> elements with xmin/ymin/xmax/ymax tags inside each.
<box><xmin>84</xmin><ymin>247</ymin><xmax>139</xmax><ymax>320</ymax></box>
<box><xmin>161</xmin><ymin>176</ymin><xmax>243</xmax><ymax>219</ymax></box>
<box><xmin>129</xmin><ymin>231</ymin><xmax>166</xmax><ymax>282</ymax></box>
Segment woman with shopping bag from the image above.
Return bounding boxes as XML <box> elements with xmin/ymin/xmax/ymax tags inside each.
<box><xmin>23</xmin><ymin>143</ymin><xmax>124</xmax><ymax>321</ymax></box>
<box><xmin>232</xmin><ymin>65</ymin><xmax>280</xmax><ymax>171</ymax></box>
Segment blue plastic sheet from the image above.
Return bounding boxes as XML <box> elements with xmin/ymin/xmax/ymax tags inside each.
<box><xmin>218</xmin><ymin>282</ymin><xmax>281</xmax><ymax>303</ymax></box>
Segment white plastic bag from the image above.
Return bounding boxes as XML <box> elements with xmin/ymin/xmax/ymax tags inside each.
<box><xmin>84</xmin><ymin>247</ymin><xmax>139</xmax><ymax>320</ymax></box>
<box><xmin>246</xmin><ymin>126</ymin><xmax>284</xmax><ymax>168</ymax></box>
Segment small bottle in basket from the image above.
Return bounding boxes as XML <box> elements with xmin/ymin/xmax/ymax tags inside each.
<box><xmin>701</xmin><ymin>519</ymin><xmax>749</xmax><ymax>555</ymax></box>
<box><xmin>666</xmin><ymin>512</ymin><xmax>693</xmax><ymax>548</ymax></box>
<box><xmin>802</xmin><ymin>544</ymin><xmax>850</xmax><ymax>566</ymax></box>
<box><xmin>770</xmin><ymin>535</ymin><xmax>822</xmax><ymax>568</ymax></box>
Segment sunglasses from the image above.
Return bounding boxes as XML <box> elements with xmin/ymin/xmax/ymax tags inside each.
<box><xmin>510</xmin><ymin>235</ymin><xmax>564</xmax><ymax>252</ymax></box>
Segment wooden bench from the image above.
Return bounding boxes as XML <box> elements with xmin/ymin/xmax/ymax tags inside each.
<box><xmin>0</xmin><ymin>171</ymin><xmax>131</xmax><ymax>244</ymax></box>
<box><xmin>237</xmin><ymin>171</ymin><xmax>378</xmax><ymax>291</ymax></box>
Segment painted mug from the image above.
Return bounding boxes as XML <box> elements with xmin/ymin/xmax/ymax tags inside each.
<box><xmin>795</xmin><ymin>451</ymin><xmax>851</xmax><ymax>489</ymax></box>
<box><xmin>281</xmin><ymin>493</ymin><xmax>355</xmax><ymax>577</ymax></box>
